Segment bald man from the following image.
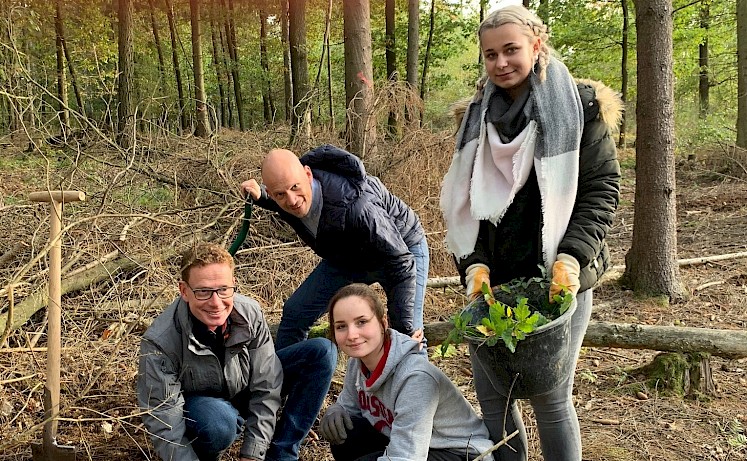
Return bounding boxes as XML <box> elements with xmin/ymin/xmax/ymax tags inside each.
<box><xmin>242</xmin><ymin>145</ymin><xmax>429</xmax><ymax>353</ymax></box>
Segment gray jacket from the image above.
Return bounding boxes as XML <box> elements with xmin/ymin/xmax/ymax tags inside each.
<box><xmin>137</xmin><ymin>294</ymin><xmax>283</xmax><ymax>461</ymax></box>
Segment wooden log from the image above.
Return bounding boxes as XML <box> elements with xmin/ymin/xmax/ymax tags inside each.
<box><xmin>581</xmin><ymin>321</ymin><xmax>747</xmax><ymax>359</ymax></box>
<box><xmin>417</xmin><ymin>320</ymin><xmax>747</xmax><ymax>359</ymax></box>
<box><xmin>0</xmin><ymin>255</ymin><xmax>142</xmax><ymax>334</ymax></box>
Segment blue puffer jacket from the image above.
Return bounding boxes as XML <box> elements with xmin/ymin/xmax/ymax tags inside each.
<box><xmin>256</xmin><ymin>145</ymin><xmax>425</xmax><ymax>334</ymax></box>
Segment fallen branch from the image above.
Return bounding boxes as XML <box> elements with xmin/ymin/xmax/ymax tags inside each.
<box><xmin>0</xmin><ymin>248</ymin><xmax>180</xmax><ymax>334</ymax></box>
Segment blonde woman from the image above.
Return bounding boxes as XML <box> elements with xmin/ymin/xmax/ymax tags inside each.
<box><xmin>440</xmin><ymin>5</ymin><xmax>622</xmax><ymax>460</ymax></box>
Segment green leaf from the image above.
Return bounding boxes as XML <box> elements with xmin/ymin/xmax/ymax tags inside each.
<box><xmin>513</xmin><ymin>298</ymin><xmax>531</xmax><ymax>321</ymax></box>
<box><xmin>501</xmin><ymin>330</ymin><xmax>517</xmax><ymax>353</ymax></box>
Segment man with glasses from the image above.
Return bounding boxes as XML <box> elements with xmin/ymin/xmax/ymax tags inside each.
<box><xmin>137</xmin><ymin>242</ymin><xmax>337</xmax><ymax>461</ymax></box>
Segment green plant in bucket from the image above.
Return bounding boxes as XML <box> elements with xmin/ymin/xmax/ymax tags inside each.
<box><xmin>441</xmin><ymin>276</ymin><xmax>574</xmax><ymax>355</ymax></box>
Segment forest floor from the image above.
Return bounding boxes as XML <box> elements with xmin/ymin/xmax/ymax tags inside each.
<box><xmin>0</xmin><ymin>128</ymin><xmax>746</xmax><ymax>460</ymax></box>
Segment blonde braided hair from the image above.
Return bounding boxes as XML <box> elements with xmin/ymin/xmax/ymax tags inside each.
<box><xmin>478</xmin><ymin>5</ymin><xmax>552</xmax><ymax>82</ymax></box>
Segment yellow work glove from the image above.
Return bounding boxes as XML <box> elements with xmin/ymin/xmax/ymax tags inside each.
<box><xmin>550</xmin><ymin>253</ymin><xmax>581</xmax><ymax>301</ymax></box>
<box><xmin>465</xmin><ymin>263</ymin><xmax>491</xmax><ymax>300</ymax></box>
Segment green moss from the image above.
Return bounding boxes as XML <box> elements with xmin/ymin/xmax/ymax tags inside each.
<box><xmin>308</xmin><ymin>322</ymin><xmax>330</xmax><ymax>339</ymax></box>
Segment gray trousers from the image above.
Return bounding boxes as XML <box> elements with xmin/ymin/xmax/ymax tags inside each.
<box><xmin>470</xmin><ymin>289</ymin><xmax>593</xmax><ymax>461</ymax></box>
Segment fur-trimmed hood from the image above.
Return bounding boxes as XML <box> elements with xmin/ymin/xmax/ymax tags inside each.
<box><xmin>576</xmin><ymin>78</ymin><xmax>624</xmax><ymax>132</ymax></box>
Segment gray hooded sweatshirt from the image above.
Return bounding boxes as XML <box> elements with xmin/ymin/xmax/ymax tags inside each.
<box><xmin>332</xmin><ymin>329</ymin><xmax>495</xmax><ymax>461</ymax></box>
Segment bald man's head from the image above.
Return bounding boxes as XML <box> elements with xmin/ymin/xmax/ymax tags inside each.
<box><xmin>261</xmin><ymin>149</ymin><xmax>314</xmax><ymax>218</ymax></box>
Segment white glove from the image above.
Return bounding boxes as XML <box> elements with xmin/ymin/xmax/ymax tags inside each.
<box><xmin>319</xmin><ymin>404</ymin><xmax>353</xmax><ymax>445</ymax></box>
<box><xmin>465</xmin><ymin>263</ymin><xmax>491</xmax><ymax>300</ymax></box>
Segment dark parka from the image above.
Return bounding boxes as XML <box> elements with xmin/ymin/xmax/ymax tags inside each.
<box><xmin>457</xmin><ymin>80</ymin><xmax>622</xmax><ymax>292</ymax></box>
<box><xmin>137</xmin><ymin>294</ymin><xmax>283</xmax><ymax>461</ymax></box>
<box><xmin>255</xmin><ymin>145</ymin><xmax>425</xmax><ymax>334</ymax></box>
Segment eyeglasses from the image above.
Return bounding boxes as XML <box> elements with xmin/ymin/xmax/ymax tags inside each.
<box><xmin>186</xmin><ymin>284</ymin><xmax>238</xmax><ymax>301</ymax></box>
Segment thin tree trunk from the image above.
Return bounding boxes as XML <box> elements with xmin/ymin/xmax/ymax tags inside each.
<box><xmin>736</xmin><ymin>0</ymin><xmax>746</xmax><ymax>148</ymax></box>
<box><xmin>313</xmin><ymin>0</ymin><xmax>332</xmax><ymax>127</ymax></box>
<box><xmin>385</xmin><ymin>0</ymin><xmax>398</xmax><ymax>138</ymax></box>
<box><xmin>219</xmin><ymin>24</ymin><xmax>234</xmax><ymax>128</ymax></box>
<box><xmin>419</xmin><ymin>0</ymin><xmax>436</xmax><ymax>125</ymax></box>
<box><xmin>280</xmin><ymin>0</ymin><xmax>292</xmax><ymax>123</ymax></box>
<box><xmin>698</xmin><ymin>2</ymin><xmax>709</xmax><ymax>118</ymax></box>
<box><xmin>343</xmin><ymin>0</ymin><xmax>375</xmax><ymax>157</ymax></box>
<box><xmin>165</xmin><ymin>0</ymin><xmax>188</xmax><ymax>132</ymax></box>
<box><xmin>259</xmin><ymin>9</ymin><xmax>275</xmax><ymax>124</ymax></box>
<box><xmin>58</xmin><ymin>5</ymin><xmax>84</xmax><ymax>120</ymax></box>
<box><xmin>55</xmin><ymin>0</ymin><xmax>69</xmax><ymax>134</ymax></box>
<box><xmin>326</xmin><ymin>0</ymin><xmax>334</xmax><ymax>129</ymax></box>
<box><xmin>190</xmin><ymin>0</ymin><xmax>210</xmax><ymax>137</ymax></box>
<box><xmin>289</xmin><ymin>0</ymin><xmax>310</xmax><ymax>141</ymax></box>
<box><xmin>624</xmin><ymin>0</ymin><xmax>687</xmax><ymax>301</ymax></box>
<box><xmin>405</xmin><ymin>0</ymin><xmax>419</xmax><ymax>124</ymax></box>
<box><xmin>117</xmin><ymin>0</ymin><xmax>135</xmax><ymax>150</ymax></box>
<box><xmin>210</xmin><ymin>0</ymin><xmax>228</xmax><ymax>128</ymax></box>
<box><xmin>148</xmin><ymin>0</ymin><xmax>167</xmax><ymax>95</ymax></box>
<box><xmin>224</xmin><ymin>0</ymin><xmax>245</xmax><ymax>130</ymax></box>
<box><xmin>618</xmin><ymin>0</ymin><xmax>629</xmax><ymax>148</ymax></box>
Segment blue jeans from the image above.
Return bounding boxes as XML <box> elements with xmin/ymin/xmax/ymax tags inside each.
<box><xmin>275</xmin><ymin>237</ymin><xmax>430</xmax><ymax>353</ymax></box>
<box><xmin>470</xmin><ymin>289</ymin><xmax>593</xmax><ymax>461</ymax></box>
<box><xmin>184</xmin><ymin>338</ymin><xmax>337</xmax><ymax>461</ymax></box>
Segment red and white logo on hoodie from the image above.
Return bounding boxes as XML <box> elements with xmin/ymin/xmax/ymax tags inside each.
<box><xmin>358</xmin><ymin>391</ymin><xmax>394</xmax><ymax>432</ymax></box>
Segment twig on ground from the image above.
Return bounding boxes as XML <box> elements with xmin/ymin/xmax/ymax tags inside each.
<box><xmin>473</xmin><ymin>429</ymin><xmax>520</xmax><ymax>461</ymax></box>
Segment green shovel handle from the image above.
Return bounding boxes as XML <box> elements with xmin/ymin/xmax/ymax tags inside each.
<box><xmin>228</xmin><ymin>196</ymin><xmax>253</xmax><ymax>256</ymax></box>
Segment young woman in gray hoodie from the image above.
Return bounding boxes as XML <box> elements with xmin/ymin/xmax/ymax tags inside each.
<box><xmin>319</xmin><ymin>283</ymin><xmax>495</xmax><ymax>461</ymax></box>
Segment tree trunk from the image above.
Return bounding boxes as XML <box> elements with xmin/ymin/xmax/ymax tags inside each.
<box><xmin>698</xmin><ymin>2</ymin><xmax>710</xmax><ymax>118</ymax></box>
<box><xmin>289</xmin><ymin>0</ymin><xmax>311</xmax><ymax>141</ymax></box>
<box><xmin>405</xmin><ymin>0</ymin><xmax>419</xmax><ymax>124</ymax></box>
<box><xmin>325</xmin><ymin>0</ymin><xmax>334</xmax><ymax>129</ymax></box>
<box><xmin>312</xmin><ymin>0</ymin><xmax>333</xmax><ymax>128</ymax></box>
<box><xmin>210</xmin><ymin>0</ymin><xmax>228</xmax><ymax>128</ymax></box>
<box><xmin>385</xmin><ymin>0</ymin><xmax>398</xmax><ymax>138</ymax></box>
<box><xmin>618</xmin><ymin>0</ymin><xmax>629</xmax><ymax>148</ymax></box>
<box><xmin>259</xmin><ymin>9</ymin><xmax>275</xmax><ymax>124</ymax></box>
<box><xmin>624</xmin><ymin>0</ymin><xmax>688</xmax><ymax>301</ymax></box>
<box><xmin>117</xmin><ymin>0</ymin><xmax>135</xmax><ymax>150</ymax></box>
<box><xmin>737</xmin><ymin>0</ymin><xmax>747</xmax><ymax>148</ymax></box>
<box><xmin>224</xmin><ymin>0</ymin><xmax>245</xmax><ymax>131</ymax></box>
<box><xmin>218</xmin><ymin>10</ymin><xmax>234</xmax><ymax>128</ymax></box>
<box><xmin>419</xmin><ymin>0</ymin><xmax>435</xmax><ymax>119</ymax></box>
<box><xmin>343</xmin><ymin>0</ymin><xmax>376</xmax><ymax>157</ymax></box>
<box><xmin>165</xmin><ymin>0</ymin><xmax>188</xmax><ymax>132</ymax></box>
<box><xmin>280</xmin><ymin>0</ymin><xmax>292</xmax><ymax>123</ymax></box>
<box><xmin>190</xmin><ymin>0</ymin><xmax>210</xmax><ymax>137</ymax></box>
<box><xmin>55</xmin><ymin>0</ymin><xmax>69</xmax><ymax>134</ymax></box>
<box><xmin>148</xmin><ymin>0</ymin><xmax>167</xmax><ymax>94</ymax></box>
